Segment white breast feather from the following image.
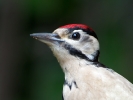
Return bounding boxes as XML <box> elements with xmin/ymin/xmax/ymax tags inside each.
<box><xmin>62</xmin><ymin>60</ymin><xmax>133</xmax><ymax>100</ymax></box>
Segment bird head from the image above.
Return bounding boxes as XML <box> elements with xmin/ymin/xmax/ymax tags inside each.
<box><xmin>30</xmin><ymin>24</ymin><xmax>100</xmax><ymax>69</ymax></box>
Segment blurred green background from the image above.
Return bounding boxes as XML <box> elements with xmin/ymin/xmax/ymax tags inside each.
<box><xmin>0</xmin><ymin>0</ymin><xmax>133</xmax><ymax>100</ymax></box>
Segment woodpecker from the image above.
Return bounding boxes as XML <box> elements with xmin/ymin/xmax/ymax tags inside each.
<box><xmin>30</xmin><ymin>24</ymin><xmax>133</xmax><ymax>100</ymax></box>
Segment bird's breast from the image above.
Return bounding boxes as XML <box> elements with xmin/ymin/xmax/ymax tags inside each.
<box><xmin>62</xmin><ymin>64</ymin><xmax>133</xmax><ymax>100</ymax></box>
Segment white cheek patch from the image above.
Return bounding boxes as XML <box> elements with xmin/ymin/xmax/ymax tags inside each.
<box><xmin>89</xmin><ymin>36</ymin><xmax>99</xmax><ymax>51</ymax></box>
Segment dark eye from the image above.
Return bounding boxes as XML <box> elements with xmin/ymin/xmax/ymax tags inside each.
<box><xmin>71</xmin><ymin>32</ymin><xmax>80</xmax><ymax>40</ymax></box>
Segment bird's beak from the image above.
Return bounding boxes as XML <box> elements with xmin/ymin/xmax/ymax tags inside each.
<box><xmin>30</xmin><ymin>33</ymin><xmax>64</xmax><ymax>46</ymax></box>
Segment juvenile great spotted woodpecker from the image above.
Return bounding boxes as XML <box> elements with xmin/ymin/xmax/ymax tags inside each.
<box><xmin>30</xmin><ymin>24</ymin><xmax>133</xmax><ymax>100</ymax></box>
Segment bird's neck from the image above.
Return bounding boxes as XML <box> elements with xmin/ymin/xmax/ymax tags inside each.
<box><xmin>51</xmin><ymin>46</ymin><xmax>98</xmax><ymax>77</ymax></box>
<box><xmin>52</xmin><ymin>49</ymin><xmax>92</xmax><ymax>75</ymax></box>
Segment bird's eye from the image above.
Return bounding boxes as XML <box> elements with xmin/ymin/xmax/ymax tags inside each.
<box><xmin>71</xmin><ymin>32</ymin><xmax>80</xmax><ymax>40</ymax></box>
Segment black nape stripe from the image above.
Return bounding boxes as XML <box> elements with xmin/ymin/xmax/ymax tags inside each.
<box><xmin>63</xmin><ymin>43</ymin><xmax>98</xmax><ymax>62</ymax></box>
<box><xmin>92</xmin><ymin>62</ymin><xmax>107</xmax><ymax>68</ymax></box>
<box><xmin>87</xmin><ymin>30</ymin><xmax>98</xmax><ymax>40</ymax></box>
<box><xmin>91</xmin><ymin>62</ymin><xmax>113</xmax><ymax>71</ymax></box>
